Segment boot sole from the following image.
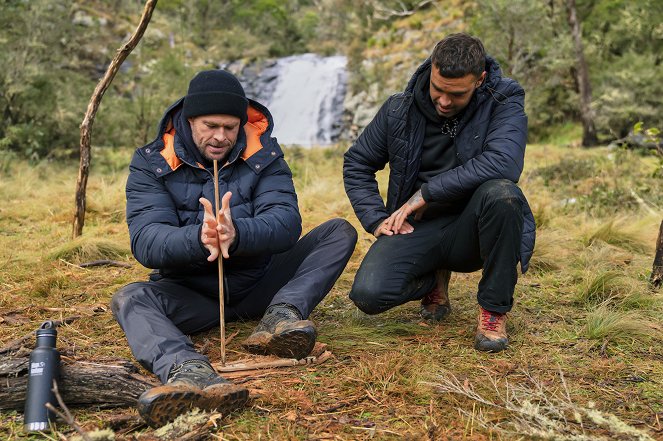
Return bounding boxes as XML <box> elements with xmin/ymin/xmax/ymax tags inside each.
<box><xmin>241</xmin><ymin>331</ymin><xmax>271</xmax><ymax>355</ymax></box>
<box><xmin>267</xmin><ymin>326</ymin><xmax>317</xmax><ymax>360</ymax></box>
<box><xmin>137</xmin><ymin>384</ymin><xmax>248</xmax><ymax>428</ymax></box>
<box><xmin>474</xmin><ymin>335</ymin><xmax>508</xmax><ymax>353</ymax></box>
<box><xmin>420</xmin><ymin>303</ymin><xmax>451</xmax><ymax>321</ymax></box>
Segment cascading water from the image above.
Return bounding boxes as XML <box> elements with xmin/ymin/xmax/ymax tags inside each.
<box><xmin>266</xmin><ymin>54</ymin><xmax>347</xmax><ymax>147</ymax></box>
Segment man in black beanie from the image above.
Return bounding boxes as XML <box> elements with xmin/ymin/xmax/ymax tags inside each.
<box><xmin>111</xmin><ymin>70</ymin><xmax>357</xmax><ymax>427</ymax></box>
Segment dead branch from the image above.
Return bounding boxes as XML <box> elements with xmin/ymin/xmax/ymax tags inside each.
<box><xmin>46</xmin><ymin>380</ymin><xmax>92</xmax><ymax>441</ymax></box>
<box><xmin>72</xmin><ymin>0</ymin><xmax>158</xmax><ymax>238</ymax></box>
<box><xmin>78</xmin><ymin>260</ymin><xmax>133</xmax><ymax>268</ymax></box>
<box><xmin>651</xmin><ymin>219</ymin><xmax>663</xmax><ymax>288</ymax></box>
<box><xmin>213</xmin><ymin>351</ymin><xmax>333</xmax><ymax>373</ymax></box>
<box><xmin>0</xmin><ymin>356</ymin><xmax>157</xmax><ymax>410</ymax></box>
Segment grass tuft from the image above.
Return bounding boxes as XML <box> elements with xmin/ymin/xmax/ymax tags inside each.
<box><xmin>576</xmin><ymin>270</ymin><xmax>630</xmax><ymax>305</ymax></box>
<box><xmin>584</xmin><ymin>220</ymin><xmax>649</xmax><ymax>254</ymax></box>
<box><xmin>585</xmin><ymin>305</ymin><xmax>655</xmax><ymax>345</ymax></box>
<box><xmin>48</xmin><ymin>237</ymin><xmax>130</xmax><ymax>263</ymax></box>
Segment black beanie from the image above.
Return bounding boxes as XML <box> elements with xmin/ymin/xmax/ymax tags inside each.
<box><xmin>182</xmin><ymin>70</ymin><xmax>248</xmax><ymax>126</ymax></box>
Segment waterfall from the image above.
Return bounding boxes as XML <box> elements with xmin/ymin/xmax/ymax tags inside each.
<box><xmin>265</xmin><ymin>54</ymin><xmax>347</xmax><ymax>147</ymax></box>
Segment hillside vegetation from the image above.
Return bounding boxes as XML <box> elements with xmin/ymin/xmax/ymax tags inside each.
<box><xmin>1</xmin><ymin>0</ymin><xmax>661</xmax><ymax>158</ymax></box>
<box><xmin>1</xmin><ymin>136</ymin><xmax>661</xmax><ymax>439</ymax></box>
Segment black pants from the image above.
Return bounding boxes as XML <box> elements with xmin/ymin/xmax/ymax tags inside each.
<box><xmin>111</xmin><ymin>218</ymin><xmax>357</xmax><ymax>383</ymax></box>
<box><xmin>349</xmin><ymin>180</ymin><xmax>525</xmax><ymax>316</ymax></box>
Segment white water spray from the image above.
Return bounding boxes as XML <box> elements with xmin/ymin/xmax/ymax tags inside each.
<box><xmin>267</xmin><ymin>54</ymin><xmax>347</xmax><ymax>147</ymax></box>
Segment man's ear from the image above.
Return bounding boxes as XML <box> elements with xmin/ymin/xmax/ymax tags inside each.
<box><xmin>476</xmin><ymin>71</ymin><xmax>487</xmax><ymax>87</ymax></box>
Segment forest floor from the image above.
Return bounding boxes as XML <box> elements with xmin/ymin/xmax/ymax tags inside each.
<box><xmin>1</xmin><ymin>131</ymin><xmax>662</xmax><ymax>440</ymax></box>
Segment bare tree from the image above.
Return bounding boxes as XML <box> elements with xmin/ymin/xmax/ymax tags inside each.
<box><xmin>72</xmin><ymin>0</ymin><xmax>158</xmax><ymax>238</ymax></box>
<box><xmin>566</xmin><ymin>0</ymin><xmax>598</xmax><ymax>147</ymax></box>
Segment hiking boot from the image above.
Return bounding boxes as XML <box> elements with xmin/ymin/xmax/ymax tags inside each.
<box><xmin>242</xmin><ymin>303</ymin><xmax>317</xmax><ymax>359</ymax></box>
<box><xmin>474</xmin><ymin>307</ymin><xmax>508</xmax><ymax>352</ymax></box>
<box><xmin>137</xmin><ymin>359</ymin><xmax>248</xmax><ymax>428</ymax></box>
<box><xmin>420</xmin><ymin>269</ymin><xmax>452</xmax><ymax>321</ymax></box>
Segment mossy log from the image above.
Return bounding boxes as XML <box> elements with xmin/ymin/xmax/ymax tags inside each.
<box><xmin>0</xmin><ymin>356</ymin><xmax>158</xmax><ymax>411</ymax></box>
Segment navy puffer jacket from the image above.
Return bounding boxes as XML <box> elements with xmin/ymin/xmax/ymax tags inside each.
<box><xmin>126</xmin><ymin>98</ymin><xmax>301</xmax><ymax>295</ymax></box>
<box><xmin>343</xmin><ymin>56</ymin><xmax>535</xmax><ymax>272</ymax></box>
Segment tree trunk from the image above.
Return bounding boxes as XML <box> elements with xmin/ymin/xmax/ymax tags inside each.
<box><xmin>0</xmin><ymin>355</ymin><xmax>158</xmax><ymax>411</ymax></box>
<box><xmin>566</xmin><ymin>0</ymin><xmax>598</xmax><ymax>147</ymax></box>
<box><xmin>72</xmin><ymin>0</ymin><xmax>158</xmax><ymax>238</ymax></box>
<box><xmin>651</xmin><ymin>220</ymin><xmax>663</xmax><ymax>288</ymax></box>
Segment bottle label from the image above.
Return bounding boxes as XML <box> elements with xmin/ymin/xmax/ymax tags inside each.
<box><xmin>30</xmin><ymin>362</ymin><xmax>45</xmax><ymax>376</ymax></box>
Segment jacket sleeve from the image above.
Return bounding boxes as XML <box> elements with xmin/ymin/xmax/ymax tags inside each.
<box><xmin>343</xmin><ymin>98</ymin><xmax>391</xmax><ymax>234</ymax></box>
<box><xmin>423</xmin><ymin>86</ymin><xmax>528</xmax><ymax>203</ymax></box>
<box><xmin>126</xmin><ymin>150</ymin><xmax>209</xmax><ymax>269</ymax></box>
<box><xmin>231</xmin><ymin>157</ymin><xmax>301</xmax><ymax>256</ymax></box>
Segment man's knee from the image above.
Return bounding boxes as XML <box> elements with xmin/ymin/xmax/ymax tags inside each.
<box><xmin>110</xmin><ymin>283</ymin><xmax>150</xmax><ymax>318</ymax></box>
<box><xmin>348</xmin><ymin>274</ymin><xmax>390</xmax><ymax>315</ymax></box>
<box><xmin>476</xmin><ymin>180</ymin><xmax>524</xmax><ymax>214</ymax></box>
<box><xmin>321</xmin><ymin>218</ymin><xmax>358</xmax><ymax>249</ymax></box>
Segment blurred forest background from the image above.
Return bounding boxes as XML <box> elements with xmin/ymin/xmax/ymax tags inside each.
<box><xmin>0</xmin><ymin>0</ymin><xmax>661</xmax><ymax>161</ymax></box>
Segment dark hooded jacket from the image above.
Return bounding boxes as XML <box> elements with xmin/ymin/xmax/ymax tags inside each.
<box><xmin>125</xmin><ymin>98</ymin><xmax>301</xmax><ymax>297</ymax></box>
<box><xmin>343</xmin><ymin>56</ymin><xmax>535</xmax><ymax>272</ymax></box>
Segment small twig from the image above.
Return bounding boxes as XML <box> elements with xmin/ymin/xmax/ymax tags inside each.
<box><xmin>224</xmin><ymin>330</ymin><xmax>240</xmax><ymax>346</ymax></box>
<box><xmin>79</xmin><ymin>260</ymin><xmax>133</xmax><ymax>268</ymax></box>
<box><xmin>59</xmin><ymin>259</ymin><xmax>90</xmax><ymax>271</ymax></box>
<box><xmin>46</xmin><ymin>380</ymin><xmax>92</xmax><ymax>441</ymax></box>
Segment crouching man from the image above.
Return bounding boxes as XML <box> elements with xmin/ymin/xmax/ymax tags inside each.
<box><xmin>343</xmin><ymin>33</ymin><xmax>535</xmax><ymax>352</ymax></box>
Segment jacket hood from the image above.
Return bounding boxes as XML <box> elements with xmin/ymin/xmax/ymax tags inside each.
<box><xmin>153</xmin><ymin>96</ymin><xmax>277</xmax><ymax>167</ymax></box>
<box><xmin>405</xmin><ymin>55</ymin><xmax>504</xmax><ymax>104</ymax></box>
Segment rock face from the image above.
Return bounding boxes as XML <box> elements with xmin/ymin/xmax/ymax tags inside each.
<box><xmin>222</xmin><ymin>54</ymin><xmax>349</xmax><ymax>147</ymax></box>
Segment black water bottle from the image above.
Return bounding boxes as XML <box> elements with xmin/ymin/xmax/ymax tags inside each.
<box><xmin>23</xmin><ymin>321</ymin><xmax>61</xmax><ymax>432</ymax></box>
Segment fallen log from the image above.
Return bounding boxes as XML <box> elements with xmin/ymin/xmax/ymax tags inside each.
<box><xmin>0</xmin><ymin>356</ymin><xmax>158</xmax><ymax>411</ymax></box>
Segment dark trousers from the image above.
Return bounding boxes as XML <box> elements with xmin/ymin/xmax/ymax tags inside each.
<box><xmin>111</xmin><ymin>218</ymin><xmax>357</xmax><ymax>383</ymax></box>
<box><xmin>349</xmin><ymin>180</ymin><xmax>525</xmax><ymax>316</ymax></box>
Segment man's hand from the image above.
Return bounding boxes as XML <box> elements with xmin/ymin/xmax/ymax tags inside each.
<box><xmin>215</xmin><ymin>191</ymin><xmax>235</xmax><ymax>259</ymax></box>
<box><xmin>200</xmin><ymin>192</ymin><xmax>236</xmax><ymax>260</ymax></box>
<box><xmin>200</xmin><ymin>197</ymin><xmax>220</xmax><ymax>261</ymax></box>
<box><xmin>374</xmin><ymin>189</ymin><xmax>427</xmax><ymax>237</ymax></box>
<box><xmin>373</xmin><ymin>217</ymin><xmax>414</xmax><ymax>237</ymax></box>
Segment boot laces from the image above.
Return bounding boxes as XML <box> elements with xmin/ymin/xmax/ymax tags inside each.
<box><xmin>480</xmin><ymin>308</ymin><xmax>505</xmax><ymax>332</ymax></box>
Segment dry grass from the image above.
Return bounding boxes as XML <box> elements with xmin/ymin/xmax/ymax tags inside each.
<box><xmin>1</xmin><ymin>141</ymin><xmax>662</xmax><ymax>440</ymax></box>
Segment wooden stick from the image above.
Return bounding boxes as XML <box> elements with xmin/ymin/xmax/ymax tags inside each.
<box><xmin>213</xmin><ymin>351</ymin><xmax>333</xmax><ymax>373</ymax></box>
<box><xmin>213</xmin><ymin>160</ymin><xmax>226</xmax><ymax>366</ymax></box>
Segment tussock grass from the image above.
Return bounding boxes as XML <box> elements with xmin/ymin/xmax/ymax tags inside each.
<box><xmin>576</xmin><ymin>269</ymin><xmax>631</xmax><ymax>305</ymax></box>
<box><xmin>573</xmin><ymin>241</ymin><xmax>635</xmax><ymax>271</ymax></box>
<box><xmin>48</xmin><ymin>237</ymin><xmax>130</xmax><ymax>263</ymax></box>
<box><xmin>585</xmin><ymin>305</ymin><xmax>655</xmax><ymax>345</ymax></box>
<box><xmin>584</xmin><ymin>220</ymin><xmax>650</xmax><ymax>254</ymax></box>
